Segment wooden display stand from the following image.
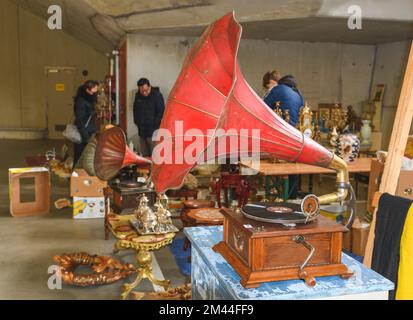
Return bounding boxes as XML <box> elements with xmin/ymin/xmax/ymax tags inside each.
<box><xmin>365</xmin><ymin>41</ymin><xmax>413</xmax><ymax>266</ymax></box>
<box><xmin>213</xmin><ymin>208</ymin><xmax>353</xmax><ymax>289</ymax></box>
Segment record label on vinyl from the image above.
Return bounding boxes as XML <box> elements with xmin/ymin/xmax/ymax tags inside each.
<box><xmin>266</xmin><ymin>206</ymin><xmax>294</xmax><ymax>214</ymax></box>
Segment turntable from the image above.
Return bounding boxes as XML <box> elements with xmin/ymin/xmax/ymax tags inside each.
<box><xmin>213</xmin><ymin>199</ymin><xmax>354</xmax><ymax>288</ymax></box>
<box><xmin>110</xmin><ymin>168</ymin><xmax>156</xmax><ymax>215</ymax></box>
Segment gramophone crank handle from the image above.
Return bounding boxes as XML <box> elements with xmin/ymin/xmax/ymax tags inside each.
<box><xmin>293</xmin><ymin>235</ymin><xmax>316</xmax><ymax>287</ymax></box>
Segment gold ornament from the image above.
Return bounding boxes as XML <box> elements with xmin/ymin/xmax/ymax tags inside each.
<box><xmin>53</xmin><ymin>253</ymin><xmax>136</xmax><ymax>287</ymax></box>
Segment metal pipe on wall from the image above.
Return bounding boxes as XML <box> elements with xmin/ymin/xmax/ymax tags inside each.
<box><xmin>113</xmin><ymin>50</ymin><xmax>120</xmax><ymax>126</ymax></box>
<box><xmin>108</xmin><ymin>55</ymin><xmax>113</xmax><ymax>125</ymax></box>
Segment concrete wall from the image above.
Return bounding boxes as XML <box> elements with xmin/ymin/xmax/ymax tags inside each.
<box><xmin>126</xmin><ymin>33</ymin><xmax>375</xmax><ymax>140</ymax></box>
<box><xmin>0</xmin><ymin>0</ymin><xmax>108</xmax><ymax>131</ymax></box>
<box><xmin>370</xmin><ymin>41</ymin><xmax>411</xmax><ymax>149</ymax></box>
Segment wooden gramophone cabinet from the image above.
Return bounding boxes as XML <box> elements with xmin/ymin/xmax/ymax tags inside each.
<box><xmin>213</xmin><ymin>208</ymin><xmax>354</xmax><ymax>288</ymax></box>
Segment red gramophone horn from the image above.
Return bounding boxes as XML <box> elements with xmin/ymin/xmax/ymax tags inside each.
<box><xmin>151</xmin><ymin>12</ymin><xmax>348</xmax><ymax>208</ymax></box>
<box><xmin>94</xmin><ymin>127</ymin><xmax>152</xmax><ymax>181</ymax></box>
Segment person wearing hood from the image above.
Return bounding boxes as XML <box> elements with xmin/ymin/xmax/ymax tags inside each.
<box><xmin>133</xmin><ymin>78</ymin><xmax>165</xmax><ymax>157</ymax></box>
<box><xmin>73</xmin><ymin>80</ymin><xmax>99</xmax><ymax>166</ymax></box>
<box><xmin>263</xmin><ymin>74</ymin><xmax>304</xmax><ymax>127</ymax></box>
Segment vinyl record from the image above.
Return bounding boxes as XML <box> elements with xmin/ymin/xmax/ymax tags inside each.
<box><xmin>242</xmin><ymin>202</ymin><xmax>318</xmax><ymax>225</ymax></box>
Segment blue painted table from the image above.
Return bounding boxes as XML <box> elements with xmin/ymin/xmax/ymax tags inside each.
<box><xmin>184</xmin><ymin>227</ymin><xmax>394</xmax><ymax>300</ymax></box>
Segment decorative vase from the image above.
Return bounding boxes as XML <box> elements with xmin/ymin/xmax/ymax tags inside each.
<box><xmin>361</xmin><ymin>120</ymin><xmax>372</xmax><ymax>145</ymax></box>
<box><xmin>336</xmin><ymin>133</ymin><xmax>360</xmax><ymax>163</ymax></box>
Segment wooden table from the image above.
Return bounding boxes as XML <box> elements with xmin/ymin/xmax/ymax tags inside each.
<box><xmin>241</xmin><ymin>158</ymin><xmax>372</xmax><ymax>200</ymax></box>
<box><xmin>241</xmin><ymin>158</ymin><xmax>372</xmax><ymax>176</ymax></box>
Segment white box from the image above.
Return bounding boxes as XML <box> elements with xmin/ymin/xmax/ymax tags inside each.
<box><xmin>73</xmin><ymin>197</ymin><xmax>105</xmax><ymax>220</ymax></box>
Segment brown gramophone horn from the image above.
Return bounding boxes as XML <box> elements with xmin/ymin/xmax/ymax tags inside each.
<box><xmin>81</xmin><ymin>138</ymin><xmax>98</xmax><ymax>176</ymax></box>
<box><xmin>94</xmin><ymin>127</ymin><xmax>152</xmax><ymax>181</ymax></box>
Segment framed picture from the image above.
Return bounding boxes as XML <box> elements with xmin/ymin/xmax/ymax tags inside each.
<box><xmin>373</xmin><ymin>84</ymin><xmax>385</xmax><ymax>102</ymax></box>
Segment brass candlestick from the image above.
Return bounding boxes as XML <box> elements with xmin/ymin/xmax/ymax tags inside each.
<box><xmin>298</xmin><ymin>103</ymin><xmax>315</xmax><ymax>138</ymax></box>
<box><xmin>284</xmin><ymin>110</ymin><xmax>291</xmax><ymax>125</ymax></box>
<box><xmin>323</xmin><ymin>104</ymin><xmax>348</xmax><ymax>149</ymax></box>
<box><xmin>274</xmin><ymin>101</ymin><xmax>283</xmax><ymax>118</ymax></box>
<box><xmin>326</xmin><ymin>104</ymin><xmax>348</xmax><ymax>133</ymax></box>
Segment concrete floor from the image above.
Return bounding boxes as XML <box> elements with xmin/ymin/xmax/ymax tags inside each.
<box><xmin>0</xmin><ymin>139</ymin><xmax>188</xmax><ymax>300</ymax></box>
<box><xmin>0</xmin><ymin>139</ymin><xmax>368</xmax><ymax>300</ymax></box>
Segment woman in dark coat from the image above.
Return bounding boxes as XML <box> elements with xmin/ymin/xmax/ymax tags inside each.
<box><xmin>73</xmin><ymin>80</ymin><xmax>99</xmax><ymax>166</ymax></box>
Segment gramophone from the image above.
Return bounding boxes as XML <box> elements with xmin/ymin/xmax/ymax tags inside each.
<box><xmin>94</xmin><ymin>127</ymin><xmax>156</xmax><ymax>215</ymax></box>
<box><xmin>150</xmin><ymin>12</ymin><xmax>356</xmax><ymax>288</ymax></box>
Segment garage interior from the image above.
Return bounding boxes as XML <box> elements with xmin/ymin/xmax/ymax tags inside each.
<box><xmin>1</xmin><ymin>0</ymin><xmax>413</xmax><ymax>301</ymax></box>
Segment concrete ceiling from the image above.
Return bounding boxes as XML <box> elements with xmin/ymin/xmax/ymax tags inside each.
<box><xmin>16</xmin><ymin>0</ymin><xmax>413</xmax><ymax>53</ymax></box>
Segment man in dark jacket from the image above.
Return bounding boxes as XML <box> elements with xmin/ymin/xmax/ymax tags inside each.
<box><xmin>74</xmin><ymin>80</ymin><xmax>99</xmax><ymax>166</ymax></box>
<box><xmin>133</xmin><ymin>78</ymin><xmax>165</xmax><ymax>157</ymax></box>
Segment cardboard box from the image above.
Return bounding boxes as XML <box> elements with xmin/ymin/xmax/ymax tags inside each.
<box><xmin>351</xmin><ymin>218</ymin><xmax>371</xmax><ymax>257</ymax></box>
<box><xmin>70</xmin><ymin>169</ymin><xmax>108</xmax><ymax>197</ymax></box>
<box><xmin>73</xmin><ymin>197</ymin><xmax>105</xmax><ymax>220</ymax></box>
<box><xmin>396</xmin><ymin>171</ymin><xmax>413</xmax><ymax>201</ymax></box>
<box><xmin>9</xmin><ymin>168</ymin><xmax>50</xmax><ymax>217</ymax></box>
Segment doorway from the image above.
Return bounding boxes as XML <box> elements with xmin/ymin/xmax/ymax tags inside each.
<box><xmin>46</xmin><ymin>68</ymin><xmax>76</xmax><ymax>140</ymax></box>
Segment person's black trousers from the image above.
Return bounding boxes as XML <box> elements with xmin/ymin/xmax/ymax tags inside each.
<box><xmin>74</xmin><ymin>141</ymin><xmax>87</xmax><ymax>167</ymax></box>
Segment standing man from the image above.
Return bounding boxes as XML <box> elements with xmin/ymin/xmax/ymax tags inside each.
<box><xmin>133</xmin><ymin>78</ymin><xmax>165</xmax><ymax>157</ymax></box>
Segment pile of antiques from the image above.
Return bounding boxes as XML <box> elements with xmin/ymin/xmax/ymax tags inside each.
<box><xmin>295</xmin><ymin>103</ymin><xmax>362</xmax><ymax>163</ymax></box>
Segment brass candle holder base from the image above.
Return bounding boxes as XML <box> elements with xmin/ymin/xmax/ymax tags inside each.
<box><xmin>120</xmin><ymin>250</ymin><xmax>171</xmax><ymax>300</ymax></box>
<box><xmin>113</xmin><ymin>233</ymin><xmax>175</xmax><ymax>300</ymax></box>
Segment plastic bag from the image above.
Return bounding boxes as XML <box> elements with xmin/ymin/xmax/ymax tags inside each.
<box><xmin>63</xmin><ymin>123</ymin><xmax>82</xmax><ymax>144</ymax></box>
